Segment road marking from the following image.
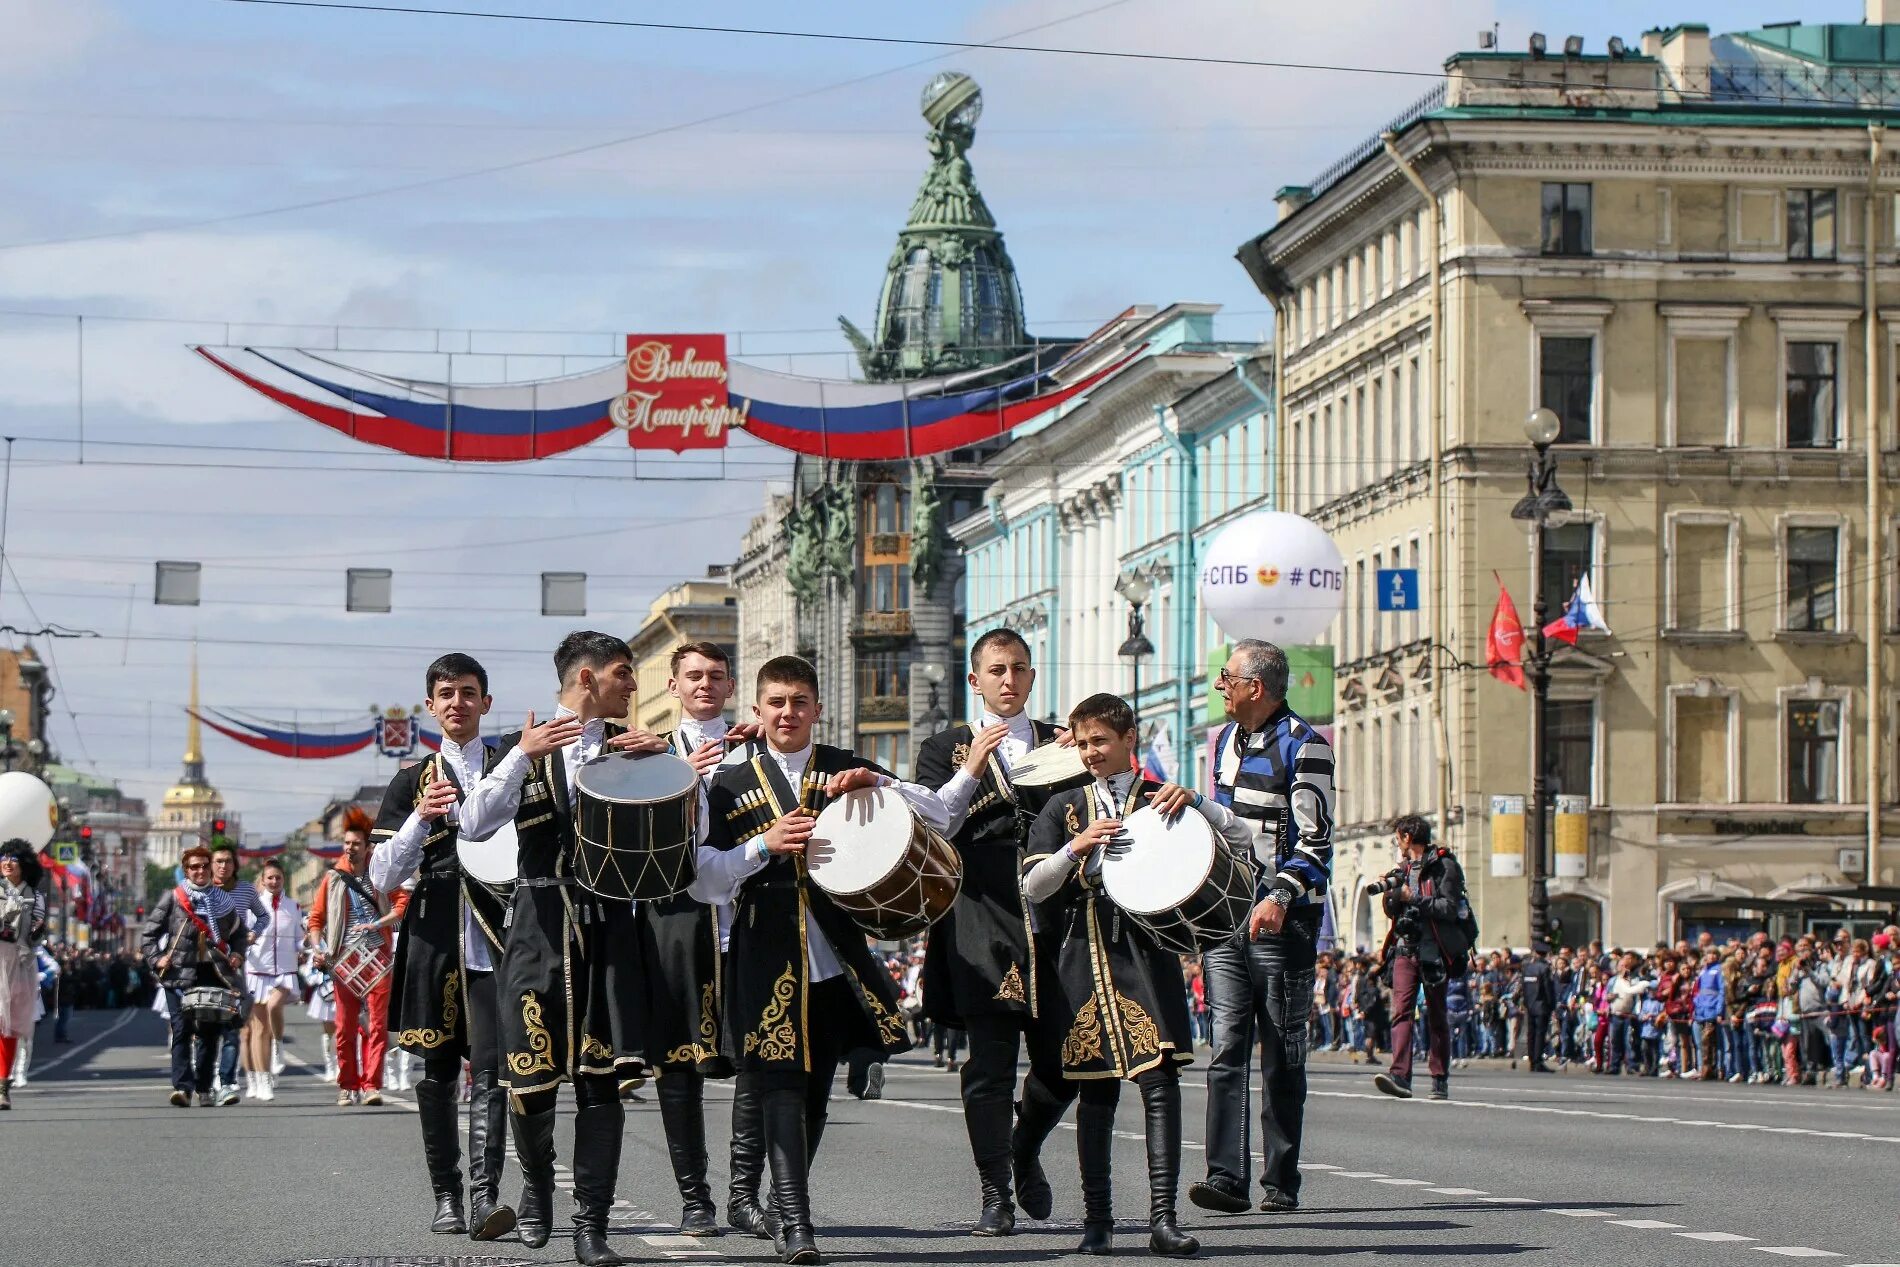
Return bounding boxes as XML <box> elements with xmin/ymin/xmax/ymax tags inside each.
<box><xmin>1755</xmin><ymin>1250</ymin><xmax>1843</xmax><ymax>1259</ymax></box>
<box><xmin>1334</xmin><ymin>1171</ymin><xmax>1387</xmax><ymax>1178</ymax></box>
<box><xmin>1371</xmin><ymin>1178</ymin><xmax>1431</xmax><ymax>1186</ymax></box>
<box><xmin>1609</xmin><ymin>1219</ymin><xmax>1683</xmax><ymax>1229</ymax></box>
<box><xmin>1423</xmin><ymin>1187</ymin><xmax>1486</xmax><ymax>1196</ymax></box>
<box><xmin>1678</xmin><ymin>1232</ymin><xmax>1757</xmax><ymax>1243</ymax></box>
<box><xmin>1480</xmin><ymin>1197</ymin><xmax>1533</xmax><ymax>1204</ymax></box>
<box><xmin>25</xmin><ymin>1010</ymin><xmax>139</xmax><ymax>1078</ymax></box>
<box><xmin>1550</xmin><ymin>1210</ymin><xmax>1613</xmax><ymax>1218</ymax></box>
<box><xmin>1299</xmin><ymin>1162</ymin><xmax>1342</xmax><ymax>1171</ymax></box>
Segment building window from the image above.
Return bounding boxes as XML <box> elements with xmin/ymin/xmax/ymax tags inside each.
<box><xmin>1785</xmin><ymin>341</ymin><xmax>1839</xmax><ymax>448</ymax></box>
<box><xmin>856</xmin><ymin>651</ymin><xmax>909</xmax><ymax>700</ymax></box>
<box><xmin>1787</xmin><ymin>189</ymin><xmax>1837</xmax><ymax>261</ymax></box>
<box><xmin>1538</xmin><ymin>336</ymin><xmax>1594</xmax><ymax>443</ymax></box>
<box><xmin>1539</xmin><ymin>521</ymin><xmax>1594</xmax><ymax>621</ymax></box>
<box><xmin>1670</xmin><ymin>520</ymin><xmax>1734</xmax><ymax>631</ymax></box>
<box><xmin>1541</xmin><ymin>182</ymin><xmax>1592</xmax><ymax>256</ymax></box>
<box><xmin>1783</xmin><ymin>525</ymin><xmax>1840</xmax><ymax>632</ymax></box>
<box><xmin>863</xmin><ymin>562</ymin><xmax>911</xmax><ymax>613</ymax></box>
<box><xmin>1786</xmin><ymin>698</ymin><xmax>1842</xmax><ymax>804</ymax></box>
<box><xmin>1542</xmin><ymin>698</ymin><xmax>1595</xmax><ymax>804</ymax></box>
<box><xmin>1673</xmin><ymin>693</ymin><xmax>1732</xmax><ymax>804</ymax></box>
<box><xmin>863</xmin><ymin>482</ymin><xmax>912</xmax><ymax>536</ymax></box>
<box><xmin>860</xmin><ymin>731</ymin><xmax>911</xmax><ymax>776</ymax></box>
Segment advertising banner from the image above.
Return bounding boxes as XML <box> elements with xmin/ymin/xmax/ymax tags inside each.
<box><xmin>1490</xmin><ymin>794</ymin><xmax>1526</xmax><ymax>877</ymax></box>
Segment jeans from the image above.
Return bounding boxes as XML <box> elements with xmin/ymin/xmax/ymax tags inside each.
<box><xmin>1448</xmin><ymin>1010</ymin><xmax>1471</xmax><ymax>1060</ymax></box>
<box><xmin>1312</xmin><ymin>1009</ymin><xmax>1335</xmax><ymax>1051</ymax></box>
<box><xmin>164</xmin><ymin>987</ymin><xmax>221</xmax><ymax>1094</ymax></box>
<box><xmin>1200</xmin><ymin>906</ymin><xmax>1321</xmax><ymax>1202</ymax></box>
<box><xmin>1606</xmin><ymin>1016</ymin><xmax>1635</xmax><ymax>1072</ymax></box>
<box><xmin>1721</xmin><ymin>1023</ymin><xmax>1750</xmax><ymax>1080</ymax></box>
<box><xmin>1828</xmin><ymin>1018</ymin><xmax>1862</xmax><ymax>1081</ymax></box>
<box><xmin>1347</xmin><ymin>1016</ymin><xmax>1366</xmax><ymax>1052</ymax></box>
<box><xmin>54</xmin><ymin>1001</ymin><xmax>71</xmax><ymax>1043</ymax></box>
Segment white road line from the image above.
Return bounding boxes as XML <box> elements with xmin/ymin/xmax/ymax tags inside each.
<box><xmin>1678</xmin><ymin>1232</ymin><xmax>1757</xmax><ymax>1243</ymax></box>
<box><xmin>1550</xmin><ymin>1209</ymin><xmax>1613</xmax><ymax>1218</ymax></box>
<box><xmin>1609</xmin><ymin>1219</ymin><xmax>1683</xmax><ymax>1230</ymax></box>
<box><xmin>1334</xmin><ymin>1170</ymin><xmax>1388</xmax><ymax>1178</ymax></box>
<box><xmin>1422</xmin><ymin>1187</ymin><xmax>1486</xmax><ymax>1196</ymax></box>
<box><xmin>1449</xmin><ymin>1081</ymin><xmax>1900</xmax><ymax>1116</ymax></box>
<box><xmin>1371</xmin><ymin>1178</ymin><xmax>1431</xmax><ymax>1186</ymax></box>
<box><xmin>1755</xmin><ymin>1249</ymin><xmax>1844</xmax><ymax>1259</ymax></box>
<box><xmin>1480</xmin><ymin>1197</ymin><xmax>1533</xmax><ymax>1204</ymax></box>
<box><xmin>24</xmin><ymin>1010</ymin><xmax>138</xmax><ymax>1078</ymax></box>
<box><xmin>1299</xmin><ymin>1162</ymin><xmax>1342</xmax><ymax>1171</ymax></box>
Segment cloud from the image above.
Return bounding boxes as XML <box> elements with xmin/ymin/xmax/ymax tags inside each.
<box><xmin>0</xmin><ymin>0</ymin><xmax>113</xmax><ymax>77</ymax></box>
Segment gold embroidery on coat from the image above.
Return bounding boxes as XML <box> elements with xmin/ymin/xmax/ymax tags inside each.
<box><xmin>1064</xmin><ymin>803</ymin><xmax>1081</xmax><ymax>835</ymax></box>
<box><xmin>397</xmin><ymin>973</ymin><xmax>461</xmax><ymax>1050</ymax></box>
<box><xmin>859</xmin><ymin>978</ymin><xmax>907</xmax><ymax>1047</ymax></box>
<box><xmin>580</xmin><ymin>1033</ymin><xmax>614</xmax><ymax>1063</ymax></box>
<box><xmin>742</xmin><ymin>965</ymin><xmax>798</xmax><ymax>1061</ymax></box>
<box><xmin>1063</xmin><ymin>995</ymin><xmax>1103</xmax><ymax>1066</ymax></box>
<box><xmin>665</xmin><ymin>982</ymin><xmax>721</xmax><ymax>1065</ymax></box>
<box><xmin>1117</xmin><ymin>992</ymin><xmax>1161</xmax><ymax>1058</ymax></box>
<box><xmin>508</xmin><ymin>991</ymin><xmax>556</xmax><ymax>1077</ymax></box>
<box><xmin>951</xmin><ymin>742</ymin><xmax>970</xmax><ymax>768</ymax></box>
<box><xmin>994</xmin><ymin>963</ymin><xmax>1026</xmax><ymax>1004</ymax></box>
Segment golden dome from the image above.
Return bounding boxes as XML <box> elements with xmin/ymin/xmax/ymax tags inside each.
<box><xmin>163</xmin><ymin>782</ymin><xmax>224</xmax><ymax>809</ymax></box>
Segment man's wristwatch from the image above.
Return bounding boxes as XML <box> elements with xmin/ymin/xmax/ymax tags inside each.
<box><xmin>1265</xmin><ymin>888</ymin><xmax>1293</xmax><ymax>909</ymax></box>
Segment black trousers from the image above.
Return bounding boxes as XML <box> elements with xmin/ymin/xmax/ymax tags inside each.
<box><xmin>757</xmin><ymin>977</ymin><xmax>850</xmax><ymax>1115</ymax></box>
<box><xmin>962</xmin><ymin>1011</ymin><xmax>1073</xmax><ymax>1111</ymax></box>
<box><xmin>1525</xmin><ymin>1008</ymin><xmax>1552</xmax><ymax>1068</ymax></box>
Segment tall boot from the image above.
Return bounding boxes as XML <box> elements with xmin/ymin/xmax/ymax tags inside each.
<box><xmin>659</xmin><ymin>1071</ymin><xmax>719</xmax><ymax>1236</ymax></box>
<box><xmin>415</xmin><ymin>1071</ymin><xmax>468</xmax><ymax>1234</ymax></box>
<box><xmin>1011</xmin><ymin>1075</ymin><xmax>1070</xmax><ymax>1222</ymax></box>
<box><xmin>1076</xmin><ymin>1096</ymin><xmax>1116</xmax><ymax>1256</ymax></box>
<box><xmin>966</xmin><ymin>1090</ymin><xmax>1016</xmax><ymax>1236</ymax></box>
<box><xmin>727</xmin><ymin>1074</ymin><xmax>771</xmax><ymax>1238</ymax></box>
<box><xmin>764</xmin><ymin>1086</ymin><xmax>821</xmax><ymax>1265</ymax></box>
<box><xmin>571</xmin><ymin>1097</ymin><xmax>629</xmax><ymax>1266</ymax></box>
<box><xmin>466</xmin><ymin>1069</ymin><xmax>517</xmax><ymax>1242</ymax></box>
<box><xmin>510</xmin><ymin>1104</ymin><xmax>558</xmax><ymax>1251</ymax></box>
<box><xmin>1141</xmin><ymin>1077</ymin><xmax>1198</xmax><ymax>1257</ymax></box>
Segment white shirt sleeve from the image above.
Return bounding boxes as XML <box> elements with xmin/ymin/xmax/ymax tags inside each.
<box><xmin>457</xmin><ymin>748</ymin><xmax>532</xmax><ymax>842</ymax></box>
<box><xmin>369</xmin><ymin>810</ymin><xmax>430</xmax><ymax>895</ymax></box>
<box><xmin>1021</xmin><ymin>846</ymin><xmax>1081</xmax><ymax>903</ymax></box>
<box><xmin>937</xmin><ymin>768</ymin><xmax>982</xmax><ymax>836</ymax></box>
<box><xmin>884</xmin><ymin>776</ymin><xmax>952</xmax><ymax>833</ymax></box>
<box><xmin>688</xmin><ymin>840</ymin><xmax>770</xmax><ymax>906</ymax></box>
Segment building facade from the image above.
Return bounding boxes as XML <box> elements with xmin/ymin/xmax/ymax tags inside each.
<box><xmin>734</xmin><ymin>484</ymin><xmax>795</xmax><ymax>692</ymax></box>
<box><xmin>0</xmin><ymin>645</ymin><xmax>53</xmax><ymax>770</ymax></box>
<box><xmin>626</xmin><ymin>567</ymin><xmax>739</xmax><ymax>733</ymax></box>
<box><xmin>1239</xmin><ymin>13</ymin><xmax>1900</xmax><ymax>949</ymax></box>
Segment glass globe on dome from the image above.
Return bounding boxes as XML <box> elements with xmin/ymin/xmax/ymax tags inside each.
<box><xmin>921</xmin><ymin>70</ymin><xmax>983</xmax><ymax>131</ymax></box>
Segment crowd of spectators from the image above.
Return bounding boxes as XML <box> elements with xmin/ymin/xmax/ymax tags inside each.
<box><xmin>1306</xmin><ymin>925</ymin><xmax>1900</xmax><ymax>1090</ymax></box>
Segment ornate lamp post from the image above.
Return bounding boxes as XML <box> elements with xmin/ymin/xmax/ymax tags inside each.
<box><xmin>1510</xmin><ymin>408</ymin><xmax>1572</xmax><ymax>950</ymax></box>
<box><xmin>1115</xmin><ymin>574</ymin><xmax>1155</xmax><ymax>708</ymax></box>
<box><xmin>920</xmin><ymin>661</ymin><xmax>948</xmax><ymax>729</ymax></box>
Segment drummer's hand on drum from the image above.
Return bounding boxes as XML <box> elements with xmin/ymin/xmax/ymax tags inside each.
<box><xmin>961</xmin><ymin>722</ymin><xmax>1011</xmax><ymax>776</ymax></box>
<box><xmin>763</xmin><ymin>811</ymin><xmax>817</xmax><ymax>856</ymax></box>
<box><xmin>685</xmin><ymin>739</ymin><xmax>727</xmax><ymax>778</ymax></box>
<box><xmin>823</xmin><ymin>767</ymin><xmax>884</xmax><ymax>797</ymax></box>
<box><xmin>519</xmin><ymin>711</ymin><xmax>584</xmax><ymax>758</ymax></box>
<box><xmin>418</xmin><ymin>777</ymin><xmax>459</xmax><ymax>820</ymax></box>
<box><xmin>1146</xmin><ymin>782</ymin><xmax>1197</xmax><ymax>821</ymax></box>
<box><xmin>727</xmin><ymin>722</ymin><xmax>764</xmax><ymax>744</ymax></box>
<box><xmin>1053</xmin><ymin>727</ymin><xmax>1076</xmax><ymax>747</ymax></box>
<box><xmin>1067</xmin><ymin>817</ymin><xmax>1122</xmax><ymax>858</ymax></box>
<box><xmin>608</xmin><ymin>728</ymin><xmax>669</xmax><ymax>754</ymax></box>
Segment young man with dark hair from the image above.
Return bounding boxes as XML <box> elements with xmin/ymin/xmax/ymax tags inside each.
<box><xmin>459</xmin><ymin>630</ymin><xmax>667</xmax><ymax>1267</ymax></box>
<box><xmin>1021</xmin><ymin>692</ymin><xmax>1254</xmax><ymax>1257</ymax></box>
<box><xmin>1370</xmin><ymin>815</ymin><xmax>1468</xmax><ymax>1102</ymax></box>
<box><xmin>689</xmin><ymin>654</ymin><xmax>948</xmax><ymax>1265</ymax></box>
<box><xmin>209</xmin><ymin>842</ymin><xmax>268</xmax><ymax>1106</ymax></box>
<box><xmin>914</xmin><ymin>626</ymin><xmax>1074</xmax><ymax>1236</ymax></box>
<box><xmin>369</xmin><ymin>652</ymin><xmax>519</xmax><ymax>1241</ymax></box>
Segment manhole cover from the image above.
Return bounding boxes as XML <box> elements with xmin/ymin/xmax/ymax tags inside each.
<box><xmin>287</xmin><ymin>1259</ymin><xmax>540</xmax><ymax>1267</ymax></box>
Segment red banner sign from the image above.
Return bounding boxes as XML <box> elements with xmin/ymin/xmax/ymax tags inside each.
<box><xmin>611</xmin><ymin>334</ymin><xmax>743</xmax><ymax>451</ymax></box>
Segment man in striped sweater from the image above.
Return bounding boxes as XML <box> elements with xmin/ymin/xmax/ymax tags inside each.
<box><xmin>1187</xmin><ymin>639</ymin><xmax>1335</xmax><ymax>1218</ymax></box>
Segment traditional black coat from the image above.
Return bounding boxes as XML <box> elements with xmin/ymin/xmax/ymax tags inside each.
<box><xmin>493</xmin><ymin>725</ymin><xmax>650</xmax><ymax>1095</ymax></box>
<box><xmin>1024</xmin><ymin>778</ymin><xmax>1195</xmax><ymax>1081</ymax></box>
<box><xmin>915</xmin><ymin>720</ymin><xmax>1062</xmax><ymax>1028</ymax></box>
<box><xmin>373</xmin><ymin>747</ymin><xmax>509</xmax><ymax>1060</ymax></box>
<box><xmin>633</xmin><ymin>728</ymin><xmax>734</xmax><ymax>1077</ymax></box>
<box><xmin>706</xmin><ymin>744</ymin><xmax>914</xmax><ymax>1074</ymax></box>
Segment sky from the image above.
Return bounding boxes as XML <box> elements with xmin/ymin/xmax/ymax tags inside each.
<box><xmin>0</xmin><ymin>0</ymin><xmax>1868</xmax><ymax>835</ymax></box>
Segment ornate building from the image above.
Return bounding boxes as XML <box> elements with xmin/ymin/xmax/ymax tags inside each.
<box><xmin>734</xmin><ymin>484</ymin><xmax>795</xmax><ymax>688</ymax></box>
<box><xmin>149</xmin><ymin>657</ymin><xmax>233</xmax><ymax>870</ymax></box>
<box><xmin>626</xmin><ymin>567</ymin><xmax>739</xmax><ymax>733</ymax></box>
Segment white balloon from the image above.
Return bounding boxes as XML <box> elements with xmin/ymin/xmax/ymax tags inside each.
<box><xmin>0</xmin><ymin>770</ymin><xmax>56</xmax><ymax>849</ymax></box>
<box><xmin>1198</xmin><ymin>511</ymin><xmax>1346</xmax><ymax>646</ymax></box>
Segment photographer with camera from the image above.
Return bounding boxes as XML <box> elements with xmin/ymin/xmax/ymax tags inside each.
<box><xmin>1369</xmin><ymin>815</ymin><xmax>1472</xmax><ymax>1102</ymax></box>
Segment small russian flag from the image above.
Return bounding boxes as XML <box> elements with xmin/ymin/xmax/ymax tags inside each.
<box><xmin>1543</xmin><ymin>573</ymin><xmax>1611</xmax><ymax>645</ymax></box>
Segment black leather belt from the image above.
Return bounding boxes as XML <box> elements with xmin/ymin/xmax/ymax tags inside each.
<box><xmin>516</xmin><ymin>876</ymin><xmax>576</xmax><ymax>888</ymax></box>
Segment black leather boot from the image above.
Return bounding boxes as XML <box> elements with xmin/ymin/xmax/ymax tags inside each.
<box><xmin>1076</xmin><ymin>1096</ymin><xmax>1116</xmax><ymax>1255</ymax></box>
<box><xmin>1141</xmin><ymin>1077</ymin><xmax>1198</xmax><ymax>1258</ymax></box>
<box><xmin>416</xmin><ymin>1070</ymin><xmax>468</xmax><ymax>1235</ymax></box>
<box><xmin>659</xmin><ymin>1070</ymin><xmax>720</xmax><ymax>1236</ymax></box>
<box><xmin>1011</xmin><ymin>1075</ymin><xmax>1070</xmax><ymax>1222</ymax></box>
<box><xmin>571</xmin><ymin>1097</ymin><xmax>629</xmax><ymax>1266</ymax></box>
<box><xmin>510</xmin><ymin>1105</ymin><xmax>557</xmax><ymax>1251</ymax></box>
<box><xmin>968</xmin><ymin>1090</ymin><xmax>1015</xmax><ymax>1236</ymax></box>
<box><xmin>467</xmin><ymin>1069</ymin><xmax>517</xmax><ymax>1242</ymax></box>
<box><xmin>727</xmin><ymin>1074</ymin><xmax>771</xmax><ymax>1238</ymax></box>
<box><xmin>764</xmin><ymin>1086</ymin><xmax>821</xmax><ymax>1265</ymax></box>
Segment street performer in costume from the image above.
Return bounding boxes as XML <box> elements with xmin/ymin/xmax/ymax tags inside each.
<box><xmin>690</xmin><ymin>654</ymin><xmax>948</xmax><ymax>1266</ymax></box>
<box><xmin>460</xmin><ymin>630</ymin><xmax>667</xmax><ymax>1267</ymax></box>
<box><xmin>915</xmin><ymin>627</ymin><xmax>1075</xmax><ymax>1235</ymax></box>
<box><xmin>640</xmin><ymin>641</ymin><xmax>758</xmax><ymax>1238</ymax></box>
<box><xmin>1022</xmin><ymin>692</ymin><xmax>1256</xmax><ymax>1258</ymax></box>
<box><xmin>370</xmin><ymin>653</ymin><xmax>516</xmax><ymax>1242</ymax></box>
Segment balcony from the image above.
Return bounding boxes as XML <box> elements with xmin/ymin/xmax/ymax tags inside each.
<box><xmin>853</xmin><ymin>611</ymin><xmax>914</xmax><ymax>639</ymax></box>
<box><xmin>858</xmin><ymin>695</ymin><xmax>909</xmax><ymax>723</ymax></box>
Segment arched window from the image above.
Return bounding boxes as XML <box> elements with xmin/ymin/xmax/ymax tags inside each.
<box><xmin>890</xmin><ymin>247</ymin><xmax>942</xmax><ymax>352</ymax></box>
<box><xmin>959</xmin><ymin>244</ymin><xmax>1018</xmax><ymax>351</ymax></box>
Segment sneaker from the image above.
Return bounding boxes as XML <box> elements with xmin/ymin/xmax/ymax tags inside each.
<box><xmin>1373</xmin><ymin>1072</ymin><xmax>1413</xmax><ymax>1099</ymax></box>
<box><xmin>946</xmin><ymin>1058</ymin><xmax>960</xmax><ymax>1073</ymax></box>
<box><xmin>198</xmin><ymin>1092</ymin><xmax>216</xmax><ymax>1107</ymax></box>
<box><xmin>1257</xmin><ymin>1188</ymin><xmax>1299</xmax><ymax>1213</ymax></box>
<box><xmin>1429</xmin><ymin>1076</ymin><xmax>1449</xmax><ymax>1101</ymax></box>
<box><xmin>1728</xmin><ymin>1073</ymin><xmax>1743</xmax><ymax>1084</ymax></box>
<box><xmin>337</xmin><ymin>1088</ymin><xmax>355</xmax><ymax>1108</ymax></box>
<box><xmin>218</xmin><ymin>1084</ymin><xmax>241</xmax><ymax>1107</ymax></box>
<box><xmin>861</xmin><ymin>1064</ymin><xmax>885</xmax><ymax>1101</ymax></box>
<box><xmin>169</xmin><ymin>1089</ymin><xmax>190</xmax><ymax>1108</ymax></box>
<box><xmin>362</xmin><ymin>1090</ymin><xmax>385</xmax><ymax>1107</ymax></box>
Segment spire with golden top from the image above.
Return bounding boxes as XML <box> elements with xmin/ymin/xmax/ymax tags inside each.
<box><xmin>164</xmin><ymin>643</ymin><xmax>223</xmax><ymax>810</ymax></box>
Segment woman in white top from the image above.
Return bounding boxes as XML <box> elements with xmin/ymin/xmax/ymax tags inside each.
<box><xmin>241</xmin><ymin>859</ymin><xmax>303</xmax><ymax>1101</ymax></box>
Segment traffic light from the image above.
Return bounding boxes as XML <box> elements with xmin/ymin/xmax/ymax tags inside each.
<box><xmin>78</xmin><ymin>825</ymin><xmax>93</xmax><ymax>844</ymax></box>
<box><xmin>212</xmin><ymin>818</ymin><xmax>227</xmax><ymax>836</ymax></box>
<box><xmin>135</xmin><ymin>904</ymin><xmax>145</xmax><ymax>920</ymax></box>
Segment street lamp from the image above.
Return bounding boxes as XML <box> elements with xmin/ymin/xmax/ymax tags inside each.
<box><xmin>920</xmin><ymin>661</ymin><xmax>948</xmax><ymax>729</ymax></box>
<box><xmin>1510</xmin><ymin>408</ymin><xmax>1573</xmax><ymax>950</ymax></box>
<box><xmin>1114</xmin><ymin>573</ymin><xmax>1156</xmax><ymax>707</ymax></box>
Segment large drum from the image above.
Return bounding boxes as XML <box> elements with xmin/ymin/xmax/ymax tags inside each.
<box><xmin>180</xmin><ymin>984</ymin><xmax>243</xmax><ymax>1028</ymax></box>
<box><xmin>332</xmin><ymin>929</ymin><xmax>392</xmax><ymax>996</ymax></box>
<box><xmin>1101</xmin><ymin>806</ymin><xmax>1255</xmax><ymax>955</ymax></box>
<box><xmin>458</xmin><ymin>820</ymin><xmax>519</xmax><ymax>889</ymax></box>
<box><xmin>1007</xmin><ymin>741</ymin><xmax>1090</xmax><ymax>818</ymax></box>
<box><xmin>807</xmin><ymin>787</ymin><xmax>962</xmax><ymax>940</ymax></box>
<box><xmin>574</xmin><ymin>750</ymin><xmax>699</xmax><ymax>900</ymax></box>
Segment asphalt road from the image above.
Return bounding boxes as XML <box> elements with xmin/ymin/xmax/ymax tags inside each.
<box><xmin>4</xmin><ymin>1007</ymin><xmax>1896</xmax><ymax>1267</ymax></box>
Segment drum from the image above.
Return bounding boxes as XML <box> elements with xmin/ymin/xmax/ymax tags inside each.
<box><xmin>807</xmin><ymin>787</ymin><xmax>962</xmax><ymax>940</ymax></box>
<box><xmin>332</xmin><ymin>929</ymin><xmax>392</xmax><ymax>996</ymax></box>
<box><xmin>458</xmin><ymin>819</ymin><xmax>519</xmax><ymax>888</ymax></box>
<box><xmin>1101</xmin><ymin>806</ymin><xmax>1255</xmax><ymax>955</ymax></box>
<box><xmin>574</xmin><ymin>750</ymin><xmax>699</xmax><ymax>901</ymax></box>
<box><xmin>180</xmin><ymin>985</ymin><xmax>242</xmax><ymax>1028</ymax></box>
<box><xmin>1007</xmin><ymin>741</ymin><xmax>1090</xmax><ymax>817</ymax></box>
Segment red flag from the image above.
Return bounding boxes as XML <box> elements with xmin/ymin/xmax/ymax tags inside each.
<box><xmin>1487</xmin><ymin>577</ymin><xmax>1528</xmax><ymax>690</ymax></box>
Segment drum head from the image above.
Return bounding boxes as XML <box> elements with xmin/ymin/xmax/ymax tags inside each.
<box><xmin>808</xmin><ymin>789</ymin><xmax>914</xmax><ymax>896</ymax></box>
<box><xmin>458</xmin><ymin>820</ymin><xmax>519</xmax><ymax>886</ymax></box>
<box><xmin>1101</xmin><ymin>806</ymin><xmax>1216</xmax><ymax>917</ymax></box>
<box><xmin>1010</xmin><ymin>742</ymin><xmax>1088</xmax><ymax>789</ymax></box>
<box><xmin>575</xmin><ymin>750</ymin><xmax>698</xmax><ymax>803</ymax></box>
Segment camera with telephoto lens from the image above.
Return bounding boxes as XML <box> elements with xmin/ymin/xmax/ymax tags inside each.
<box><xmin>1364</xmin><ymin>867</ymin><xmax>1406</xmax><ymax>897</ymax></box>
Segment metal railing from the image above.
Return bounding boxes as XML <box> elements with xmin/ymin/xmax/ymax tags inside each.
<box><xmin>1668</xmin><ymin>62</ymin><xmax>1900</xmax><ymax>110</ymax></box>
<box><xmin>1306</xmin><ymin>82</ymin><xmax>1447</xmax><ymax>202</ymax></box>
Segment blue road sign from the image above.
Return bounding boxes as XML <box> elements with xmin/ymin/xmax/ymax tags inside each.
<box><xmin>1377</xmin><ymin>568</ymin><xmax>1419</xmax><ymax>612</ymax></box>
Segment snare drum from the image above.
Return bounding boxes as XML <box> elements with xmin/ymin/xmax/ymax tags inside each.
<box><xmin>574</xmin><ymin>750</ymin><xmax>700</xmax><ymax>900</ymax></box>
<box><xmin>180</xmin><ymin>985</ymin><xmax>242</xmax><ymax>1028</ymax></box>
<box><xmin>458</xmin><ymin>820</ymin><xmax>519</xmax><ymax>888</ymax></box>
<box><xmin>807</xmin><ymin>787</ymin><xmax>962</xmax><ymax>940</ymax></box>
<box><xmin>1101</xmin><ymin>806</ymin><xmax>1255</xmax><ymax>955</ymax></box>
<box><xmin>1007</xmin><ymin>742</ymin><xmax>1090</xmax><ymax>818</ymax></box>
<box><xmin>332</xmin><ymin>930</ymin><xmax>392</xmax><ymax>996</ymax></box>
